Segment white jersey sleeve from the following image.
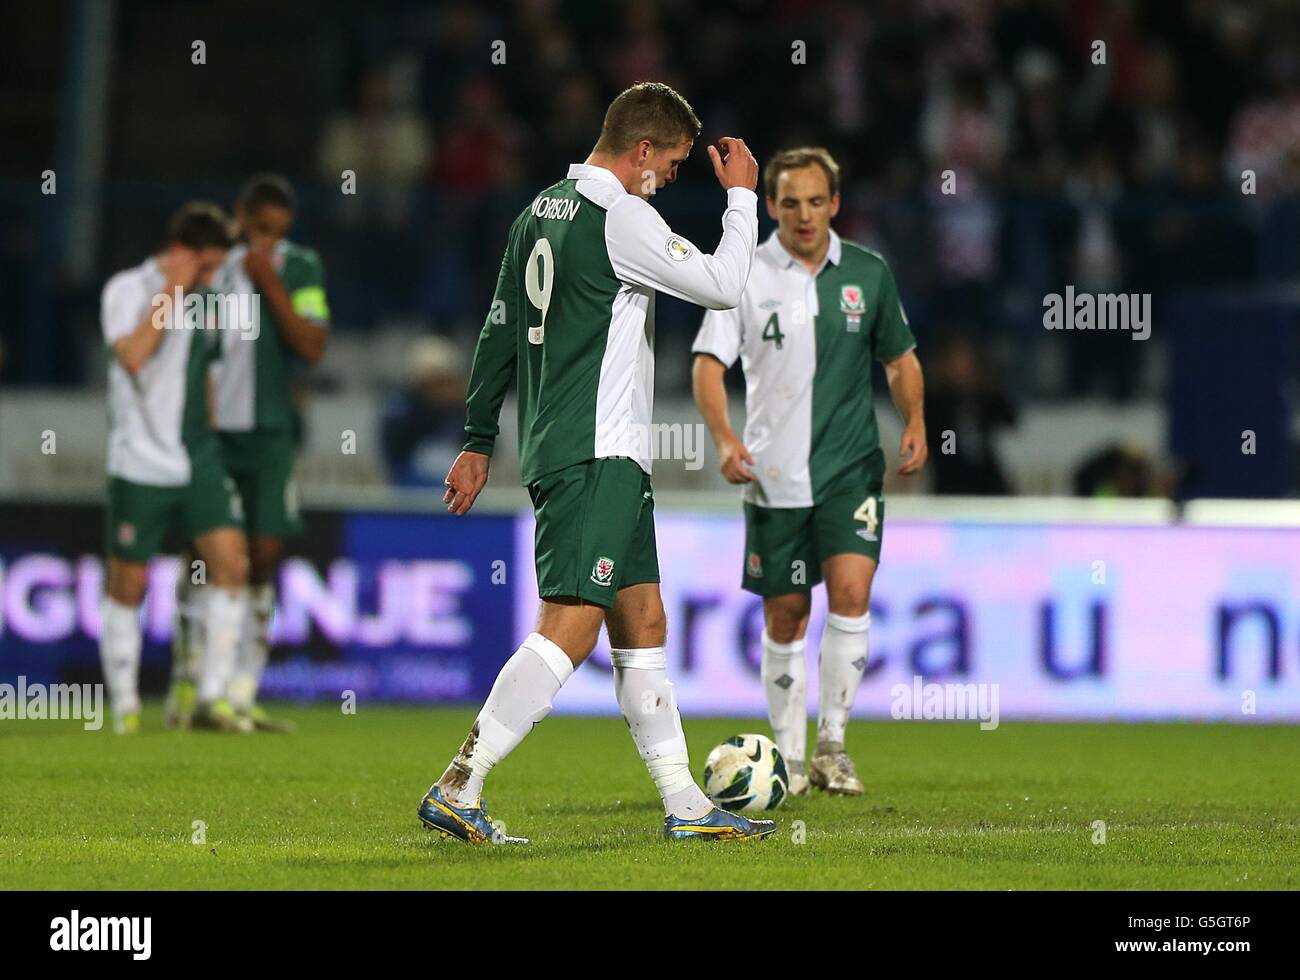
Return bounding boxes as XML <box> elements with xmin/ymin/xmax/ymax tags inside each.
<box><xmin>101</xmin><ymin>270</ymin><xmax>152</xmax><ymax>346</ymax></box>
<box><xmin>604</xmin><ymin>187</ymin><xmax>757</xmax><ymax>310</ymax></box>
<box><xmin>692</xmin><ymin>305</ymin><xmax>744</xmax><ymax>367</ymax></box>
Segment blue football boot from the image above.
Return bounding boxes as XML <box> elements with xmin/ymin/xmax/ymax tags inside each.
<box><xmin>664</xmin><ymin>805</ymin><xmax>777</xmax><ymax>841</ymax></box>
<box><xmin>417</xmin><ymin>785</ymin><xmax>529</xmax><ymax>845</ymax></box>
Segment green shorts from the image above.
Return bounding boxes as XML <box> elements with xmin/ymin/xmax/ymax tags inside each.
<box><xmin>528</xmin><ymin>457</ymin><xmax>659</xmax><ymax>609</ymax></box>
<box><xmin>219</xmin><ymin>429</ymin><xmax>302</xmax><ymax>538</ymax></box>
<box><xmin>742</xmin><ymin>452</ymin><xmax>885</xmax><ymax>596</ymax></box>
<box><xmin>105</xmin><ymin>443</ymin><xmax>243</xmax><ymax>562</ymax></box>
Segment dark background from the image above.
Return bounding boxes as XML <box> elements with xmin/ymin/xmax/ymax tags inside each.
<box><xmin>2</xmin><ymin>0</ymin><xmax>1298</xmax><ymax>495</ymax></box>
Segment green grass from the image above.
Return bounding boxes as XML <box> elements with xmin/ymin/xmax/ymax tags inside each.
<box><xmin>2</xmin><ymin>705</ymin><xmax>1298</xmax><ymax>889</ymax></box>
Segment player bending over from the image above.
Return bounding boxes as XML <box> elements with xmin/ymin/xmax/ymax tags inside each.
<box><xmin>170</xmin><ymin>174</ymin><xmax>329</xmax><ymax>733</ymax></box>
<box><xmin>100</xmin><ymin>203</ymin><xmax>250</xmax><ymax>734</ymax></box>
<box><xmin>692</xmin><ymin>147</ymin><xmax>927</xmax><ymax>795</ymax></box>
<box><xmin>426</xmin><ymin>82</ymin><xmax>774</xmax><ymax>844</ymax></box>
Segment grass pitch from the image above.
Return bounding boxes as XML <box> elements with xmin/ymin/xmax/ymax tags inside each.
<box><xmin>2</xmin><ymin>705</ymin><xmax>1297</xmax><ymax>890</ymax></box>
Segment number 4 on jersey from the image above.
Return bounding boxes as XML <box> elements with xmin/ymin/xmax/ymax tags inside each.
<box><xmin>853</xmin><ymin>495</ymin><xmax>879</xmax><ymax>535</ymax></box>
<box><xmin>761</xmin><ymin>312</ymin><xmax>784</xmax><ymax>350</ymax></box>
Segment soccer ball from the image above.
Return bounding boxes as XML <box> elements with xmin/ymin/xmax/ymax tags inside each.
<box><xmin>702</xmin><ymin>733</ymin><xmax>789</xmax><ymax>812</ymax></box>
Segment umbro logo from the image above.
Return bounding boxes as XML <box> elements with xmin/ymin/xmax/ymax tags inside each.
<box><xmin>758</xmin><ymin>299</ymin><xmax>781</xmax><ymax>311</ymax></box>
<box><xmin>773</xmin><ymin>674</ymin><xmax>794</xmax><ymax>690</ymax></box>
<box><xmin>851</xmin><ymin>657</ymin><xmax>868</xmax><ymax>671</ymax></box>
<box><xmin>855</xmin><ymin>528</ymin><xmax>878</xmax><ymax>542</ymax></box>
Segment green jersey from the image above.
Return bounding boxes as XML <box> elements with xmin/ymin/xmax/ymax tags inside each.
<box><xmin>693</xmin><ymin>230</ymin><xmax>916</xmax><ymax>508</ymax></box>
<box><xmin>463</xmin><ymin>163</ymin><xmax>758</xmax><ymax>484</ymax></box>
<box><xmin>101</xmin><ymin>257</ymin><xmax>219</xmax><ymax>486</ymax></box>
<box><xmin>212</xmin><ymin>240</ymin><xmax>329</xmax><ymax>433</ymax></box>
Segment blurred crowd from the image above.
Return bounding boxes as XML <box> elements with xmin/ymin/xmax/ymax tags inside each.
<box><xmin>5</xmin><ymin>0</ymin><xmax>1300</xmax><ymax>497</ymax></box>
<box><xmin>307</xmin><ymin>0</ymin><xmax>1300</xmax><ymax>401</ymax></box>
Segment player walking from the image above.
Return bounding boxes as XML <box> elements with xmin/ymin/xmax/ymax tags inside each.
<box><xmin>170</xmin><ymin>175</ymin><xmax>328</xmax><ymax>733</ymax></box>
<box><xmin>424</xmin><ymin>82</ymin><xmax>775</xmax><ymax>843</ymax></box>
<box><xmin>692</xmin><ymin>148</ymin><xmax>927</xmax><ymax>795</ymax></box>
<box><xmin>100</xmin><ymin>203</ymin><xmax>250</xmax><ymax>734</ymax></box>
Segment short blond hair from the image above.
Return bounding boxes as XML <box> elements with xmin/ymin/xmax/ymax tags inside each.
<box><xmin>764</xmin><ymin>147</ymin><xmax>841</xmax><ymax>199</ymax></box>
<box><xmin>594</xmin><ymin>82</ymin><xmax>702</xmax><ymax>154</ymax></box>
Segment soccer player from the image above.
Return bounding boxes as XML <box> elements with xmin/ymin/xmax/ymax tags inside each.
<box><xmin>100</xmin><ymin>203</ymin><xmax>250</xmax><ymax>734</ymax></box>
<box><xmin>170</xmin><ymin>174</ymin><xmax>329</xmax><ymax>733</ymax></box>
<box><xmin>425</xmin><ymin>82</ymin><xmax>775</xmax><ymax>844</ymax></box>
<box><xmin>691</xmin><ymin>147</ymin><xmax>927</xmax><ymax>796</ymax></box>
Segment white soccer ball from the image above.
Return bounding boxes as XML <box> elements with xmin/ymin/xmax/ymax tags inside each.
<box><xmin>703</xmin><ymin>733</ymin><xmax>789</xmax><ymax>812</ymax></box>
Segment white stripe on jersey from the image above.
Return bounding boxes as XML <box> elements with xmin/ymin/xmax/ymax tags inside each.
<box><xmin>571</xmin><ymin>163</ymin><xmax>757</xmax><ymax>475</ymax></box>
<box><xmin>209</xmin><ymin>242</ymin><xmax>269</xmax><ymax>432</ymax></box>
<box><xmin>692</xmin><ymin>231</ymin><xmax>843</xmax><ymax>508</ymax></box>
<box><xmin>102</xmin><ymin>257</ymin><xmax>198</xmax><ymax>486</ymax></box>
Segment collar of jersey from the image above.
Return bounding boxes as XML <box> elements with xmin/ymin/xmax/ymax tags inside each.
<box><xmin>566</xmin><ymin>163</ymin><xmax>626</xmax><ymax>194</ymax></box>
<box><xmin>764</xmin><ymin>228</ymin><xmax>842</xmax><ymax>273</ymax></box>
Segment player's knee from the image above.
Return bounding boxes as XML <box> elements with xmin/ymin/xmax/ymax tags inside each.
<box><xmin>828</xmin><ymin>585</ymin><xmax>870</xmax><ymax>618</ymax></box>
<box><xmin>210</xmin><ymin>551</ymin><xmax>249</xmax><ymax>588</ymax></box>
<box><xmin>249</xmin><ymin>539</ymin><xmax>282</xmax><ymax>584</ymax></box>
<box><xmin>765</xmin><ymin>615</ymin><xmax>802</xmax><ymax>644</ymax></box>
<box><xmin>109</xmin><ymin>574</ymin><xmax>147</xmax><ymax>607</ymax></box>
<box><xmin>641</xmin><ymin>603</ymin><xmax>667</xmax><ymax>647</ymax></box>
<box><xmin>609</xmin><ymin>607</ymin><xmax>666</xmax><ymax>649</ymax></box>
<box><xmin>764</xmin><ymin>599</ymin><xmax>807</xmax><ymax>644</ymax></box>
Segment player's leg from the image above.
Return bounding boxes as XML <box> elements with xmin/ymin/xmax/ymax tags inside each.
<box><xmin>185</xmin><ymin>450</ymin><xmax>251</xmax><ymax>732</ymax></box>
<box><xmin>101</xmin><ymin>476</ymin><xmax>177</xmax><ymax>733</ymax></box>
<box><xmin>436</xmin><ymin>597</ymin><xmax>601</xmax><ymax>807</ymax></box>
<box><xmin>606</xmin><ymin>581</ymin><xmax>709</xmax><ymax>818</ymax></box>
<box><xmin>420</xmin><ymin>597</ymin><xmax>602</xmax><ymax>844</ymax></box>
<box><xmin>607</xmin><ymin>470</ymin><xmax>773</xmax><ymax>841</ymax></box>
<box><xmin>744</xmin><ymin>502</ymin><xmax>819</xmax><ymax>793</ymax></box>
<box><xmin>229</xmin><ymin>533</ymin><xmax>288</xmax><ymax>730</ymax></box>
<box><xmin>190</xmin><ymin>526</ymin><xmax>251</xmax><ymax>731</ymax></box>
<box><xmin>761</xmin><ymin>591</ymin><xmax>812</xmax><ymax>793</ymax></box>
<box><xmin>419</xmin><ymin>460</ymin><xmax>618</xmax><ymax>845</ymax></box>
<box><xmin>226</xmin><ymin>430</ymin><xmax>300</xmax><ymax>731</ymax></box>
<box><xmin>605</xmin><ymin>583</ymin><xmax>773</xmax><ymax>841</ymax></box>
<box><xmin>164</xmin><ymin>549</ymin><xmax>203</xmax><ymax>729</ymax></box>
<box><xmin>808</xmin><ymin>461</ymin><xmax>884</xmax><ymax>795</ymax></box>
<box><xmin>102</xmin><ymin>557</ymin><xmax>148</xmax><ymax>734</ymax></box>
<box><xmin>811</xmin><ymin>553</ymin><xmax>875</xmax><ymax>796</ymax></box>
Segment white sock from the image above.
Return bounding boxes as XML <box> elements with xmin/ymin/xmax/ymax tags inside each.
<box><xmin>199</xmin><ymin>587</ymin><xmax>248</xmax><ymax>704</ymax></box>
<box><xmin>817</xmin><ymin>611</ymin><xmax>871</xmax><ymax>748</ymax></box>
<box><xmin>100</xmin><ymin>596</ymin><xmax>142</xmax><ymax>717</ymax></box>
<box><xmin>612</xmin><ymin>646</ymin><xmax>713</xmax><ymax>819</ymax></box>
<box><xmin>229</xmin><ymin>583</ymin><xmax>274</xmax><ymax>711</ymax></box>
<box><xmin>171</xmin><ymin>572</ymin><xmax>204</xmax><ymax>684</ymax></box>
<box><xmin>439</xmin><ymin>632</ymin><xmax>574</xmax><ymax>807</ymax></box>
<box><xmin>761</xmin><ymin>631</ymin><xmax>808</xmax><ymax>765</ymax></box>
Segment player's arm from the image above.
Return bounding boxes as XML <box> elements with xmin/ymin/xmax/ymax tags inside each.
<box><xmin>883</xmin><ymin>350</ymin><xmax>926</xmax><ymax>475</ymax></box>
<box><xmin>109</xmin><ymin>248</ymin><xmax>195</xmax><ymax>375</ymax></box>
<box><xmin>245</xmin><ymin>244</ymin><xmax>329</xmax><ymax>365</ymax></box>
<box><xmin>876</xmin><ymin>262</ymin><xmax>926</xmax><ymax>475</ymax></box>
<box><xmin>691</xmin><ymin>306</ymin><xmax>753</xmax><ymax>484</ymax></box>
<box><xmin>606</xmin><ymin>137</ymin><xmax>759</xmax><ymax>310</ymax></box>
<box><xmin>445</xmin><ymin>226</ymin><xmax>521</xmax><ymax>515</ymax></box>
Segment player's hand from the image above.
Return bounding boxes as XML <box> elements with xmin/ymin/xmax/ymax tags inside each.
<box><xmin>244</xmin><ymin>238</ymin><xmax>278</xmax><ymax>288</ymax></box>
<box><xmin>719</xmin><ymin>437</ymin><xmax>756</xmax><ymax>484</ymax></box>
<box><xmin>443</xmin><ymin>450</ymin><xmax>491</xmax><ymax>515</ymax></box>
<box><xmin>708</xmin><ymin>137</ymin><xmax>758</xmax><ymax>193</ymax></box>
<box><xmin>159</xmin><ymin>246</ymin><xmax>200</xmax><ymax>291</ymax></box>
<box><xmin>898</xmin><ymin>421</ymin><xmax>928</xmax><ymax>475</ymax></box>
